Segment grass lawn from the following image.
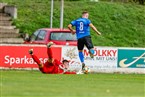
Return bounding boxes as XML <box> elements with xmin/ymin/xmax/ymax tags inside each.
<box><xmin>0</xmin><ymin>70</ymin><xmax>144</xmax><ymax>97</ymax></box>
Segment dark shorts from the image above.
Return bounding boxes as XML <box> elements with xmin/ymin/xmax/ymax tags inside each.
<box><xmin>77</xmin><ymin>35</ymin><xmax>94</xmax><ymax>50</ymax></box>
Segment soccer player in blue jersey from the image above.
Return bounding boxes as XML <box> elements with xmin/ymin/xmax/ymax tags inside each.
<box><xmin>68</xmin><ymin>11</ymin><xmax>101</xmax><ymax>70</ymax></box>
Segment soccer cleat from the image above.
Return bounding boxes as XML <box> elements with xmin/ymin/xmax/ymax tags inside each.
<box><xmin>77</xmin><ymin>69</ymin><xmax>84</xmax><ymax>74</ymax></box>
<box><xmin>47</xmin><ymin>42</ymin><xmax>53</xmax><ymax>48</ymax></box>
<box><xmin>29</xmin><ymin>49</ymin><xmax>33</xmax><ymax>55</ymax></box>
<box><xmin>89</xmin><ymin>52</ymin><xmax>94</xmax><ymax>58</ymax></box>
<box><xmin>89</xmin><ymin>49</ymin><xmax>94</xmax><ymax>58</ymax></box>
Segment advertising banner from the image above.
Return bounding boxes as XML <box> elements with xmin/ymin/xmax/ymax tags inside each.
<box><xmin>1</xmin><ymin>45</ymin><xmax>144</xmax><ymax>73</ymax></box>
<box><xmin>62</xmin><ymin>46</ymin><xmax>118</xmax><ymax>71</ymax></box>
<box><xmin>0</xmin><ymin>45</ymin><xmax>61</xmax><ymax>68</ymax></box>
<box><xmin>118</xmin><ymin>49</ymin><xmax>145</xmax><ymax>68</ymax></box>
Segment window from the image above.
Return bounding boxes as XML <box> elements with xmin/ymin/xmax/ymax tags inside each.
<box><xmin>31</xmin><ymin>30</ymin><xmax>46</xmax><ymax>41</ymax></box>
<box><xmin>36</xmin><ymin>30</ymin><xmax>46</xmax><ymax>40</ymax></box>
<box><xmin>50</xmin><ymin>32</ymin><xmax>76</xmax><ymax>41</ymax></box>
<box><xmin>31</xmin><ymin>30</ymin><xmax>40</xmax><ymax>41</ymax></box>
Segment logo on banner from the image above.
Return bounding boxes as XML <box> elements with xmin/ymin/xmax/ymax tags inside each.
<box><xmin>118</xmin><ymin>49</ymin><xmax>145</xmax><ymax>68</ymax></box>
<box><xmin>64</xmin><ymin>47</ymin><xmax>77</xmax><ymax>59</ymax></box>
<box><xmin>4</xmin><ymin>55</ymin><xmax>48</xmax><ymax>66</ymax></box>
<box><xmin>84</xmin><ymin>48</ymin><xmax>117</xmax><ymax>62</ymax></box>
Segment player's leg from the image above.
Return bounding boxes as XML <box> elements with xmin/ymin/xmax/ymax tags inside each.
<box><xmin>77</xmin><ymin>38</ymin><xmax>85</xmax><ymax>70</ymax></box>
<box><xmin>84</xmin><ymin>36</ymin><xmax>94</xmax><ymax>58</ymax></box>
<box><xmin>29</xmin><ymin>49</ymin><xmax>43</xmax><ymax>68</ymax></box>
<box><xmin>47</xmin><ymin>42</ymin><xmax>54</xmax><ymax>63</ymax></box>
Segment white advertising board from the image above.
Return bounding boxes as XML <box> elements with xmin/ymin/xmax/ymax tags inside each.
<box><xmin>61</xmin><ymin>46</ymin><xmax>118</xmax><ymax>71</ymax></box>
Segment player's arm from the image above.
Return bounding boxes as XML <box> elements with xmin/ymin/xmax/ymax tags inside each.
<box><xmin>89</xmin><ymin>23</ymin><xmax>101</xmax><ymax>35</ymax></box>
<box><xmin>68</xmin><ymin>24</ymin><xmax>76</xmax><ymax>35</ymax></box>
<box><xmin>59</xmin><ymin>65</ymin><xmax>68</xmax><ymax>74</ymax></box>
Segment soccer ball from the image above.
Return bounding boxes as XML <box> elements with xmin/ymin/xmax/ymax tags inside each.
<box><xmin>83</xmin><ymin>66</ymin><xmax>90</xmax><ymax>74</ymax></box>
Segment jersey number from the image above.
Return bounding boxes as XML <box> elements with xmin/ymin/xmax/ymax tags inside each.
<box><xmin>79</xmin><ymin>22</ymin><xmax>84</xmax><ymax>31</ymax></box>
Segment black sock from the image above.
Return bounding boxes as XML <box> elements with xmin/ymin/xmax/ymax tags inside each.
<box><xmin>82</xmin><ymin>63</ymin><xmax>85</xmax><ymax>70</ymax></box>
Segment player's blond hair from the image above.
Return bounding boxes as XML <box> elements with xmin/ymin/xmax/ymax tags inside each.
<box><xmin>82</xmin><ymin>11</ymin><xmax>88</xmax><ymax>15</ymax></box>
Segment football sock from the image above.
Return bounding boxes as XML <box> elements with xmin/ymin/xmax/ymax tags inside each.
<box><xmin>31</xmin><ymin>54</ymin><xmax>41</xmax><ymax>65</ymax></box>
<box><xmin>47</xmin><ymin>48</ymin><xmax>53</xmax><ymax>59</ymax></box>
<box><xmin>82</xmin><ymin>63</ymin><xmax>85</xmax><ymax>70</ymax></box>
<box><xmin>79</xmin><ymin>52</ymin><xmax>84</xmax><ymax>63</ymax></box>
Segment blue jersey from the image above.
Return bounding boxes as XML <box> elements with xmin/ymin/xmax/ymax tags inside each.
<box><xmin>71</xmin><ymin>18</ymin><xmax>91</xmax><ymax>39</ymax></box>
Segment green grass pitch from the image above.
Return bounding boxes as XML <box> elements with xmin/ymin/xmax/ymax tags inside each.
<box><xmin>0</xmin><ymin>70</ymin><xmax>144</xmax><ymax>97</ymax></box>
